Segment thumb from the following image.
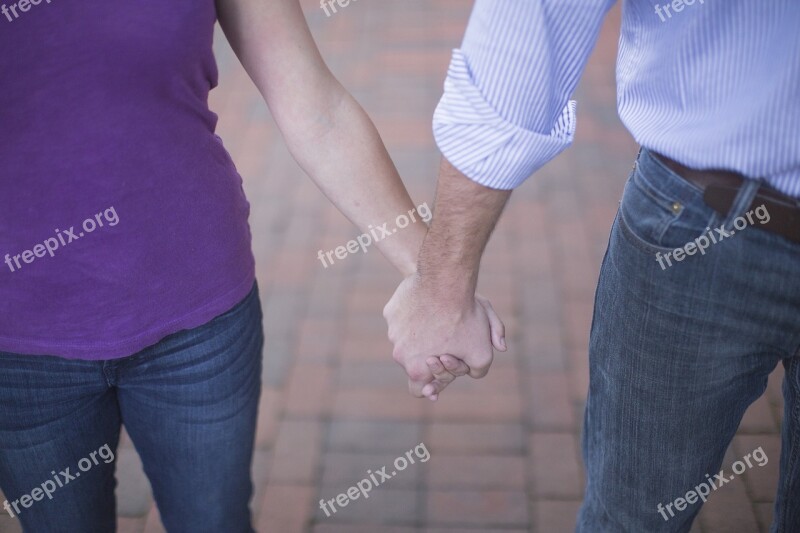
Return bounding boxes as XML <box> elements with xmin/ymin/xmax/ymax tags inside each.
<box><xmin>479</xmin><ymin>297</ymin><xmax>507</xmax><ymax>351</ymax></box>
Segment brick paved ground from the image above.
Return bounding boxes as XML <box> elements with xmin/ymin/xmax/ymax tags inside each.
<box><xmin>0</xmin><ymin>1</ymin><xmax>784</xmax><ymax>532</ymax></box>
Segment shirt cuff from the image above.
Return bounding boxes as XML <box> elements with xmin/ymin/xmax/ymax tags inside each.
<box><xmin>432</xmin><ymin>49</ymin><xmax>577</xmax><ymax>190</ymax></box>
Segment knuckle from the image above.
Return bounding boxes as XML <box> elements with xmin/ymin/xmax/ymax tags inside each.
<box><xmin>407</xmin><ymin>367</ymin><xmax>428</xmax><ymax>382</ymax></box>
<box><xmin>442</xmin><ymin>357</ymin><xmax>458</xmax><ymax>370</ymax></box>
<box><xmin>439</xmin><ymin>374</ymin><xmax>455</xmax><ymax>384</ymax></box>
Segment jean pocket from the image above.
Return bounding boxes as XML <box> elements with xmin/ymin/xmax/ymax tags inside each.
<box><xmin>617</xmin><ymin>165</ymin><xmax>721</xmax><ymax>255</ymax></box>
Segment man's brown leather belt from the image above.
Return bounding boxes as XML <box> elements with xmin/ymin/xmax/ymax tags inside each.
<box><xmin>654</xmin><ymin>152</ymin><xmax>800</xmax><ymax>244</ymax></box>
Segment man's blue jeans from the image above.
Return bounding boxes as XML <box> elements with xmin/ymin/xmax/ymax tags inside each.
<box><xmin>577</xmin><ymin>148</ymin><xmax>800</xmax><ymax>532</ymax></box>
<box><xmin>0</xmin><ymin>283</ymin><xmax>263</xmax><ymax>533</ymax></box>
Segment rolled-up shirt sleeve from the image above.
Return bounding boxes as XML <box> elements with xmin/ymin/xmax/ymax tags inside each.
<box><xmin>433</xmin><ymin>0</ymin><xmax>617</xmax><ymax>189</ymax></box>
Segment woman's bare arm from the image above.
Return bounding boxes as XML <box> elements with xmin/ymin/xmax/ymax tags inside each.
<box><xmin>216</xmin><ymin>0</ymin><xmax>424</xmax><ymax>276</ymax></box>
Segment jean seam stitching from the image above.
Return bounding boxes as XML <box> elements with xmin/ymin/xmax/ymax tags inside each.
<box><xmin>617</xmin><ymin>206</ymin><xmax>675</xmax><ymax>255</ymax></box>
<box><xmin>779</xmin><ymin>358</ymin><xmax>800</xmax><ymax>532</ymax></box>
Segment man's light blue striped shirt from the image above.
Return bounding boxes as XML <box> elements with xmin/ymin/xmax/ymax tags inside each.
<box><xmin>433</xmin><ymin>0</ymin><xmax>800</xmax><ymax>195</ymax></box>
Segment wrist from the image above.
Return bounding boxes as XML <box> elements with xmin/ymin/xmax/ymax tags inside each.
<box><xmin>416</xmin><ymin>236</ymin><xmax>479</xmax><ymax>304</ymax></box>
<box><xmin>415</xmin><ymin>268</ymin><xmax>476</xmax><ymax>309</ymax></box>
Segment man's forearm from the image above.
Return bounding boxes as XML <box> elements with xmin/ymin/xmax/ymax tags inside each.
<box><xmin>417</xmin><ymin>159</ymin><xmax>511</xmax><ymax>304</ymax></box>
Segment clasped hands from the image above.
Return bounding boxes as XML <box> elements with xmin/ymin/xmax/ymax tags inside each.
<box><xmin>383</xmin><ymin>273</ymin><xmax>506</xmax><ymax>401</ymax></box>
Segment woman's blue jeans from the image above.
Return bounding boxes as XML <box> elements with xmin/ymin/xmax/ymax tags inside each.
<box><xmin>0</xmin><ymin>283</ymin><xmax>263</xmax><ymax>533</ymax></box>
<box><xmin>577</xmin><ymin>149</ymin><xmax>800</xmax><ymax>532</ymax></box>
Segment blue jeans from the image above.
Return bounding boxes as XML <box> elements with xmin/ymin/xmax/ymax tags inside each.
<box><xmin>0</xmin><ymin>283</ymin><xmax>263</xmax><ymax>533</ymax></box>
<box><xmin>576</xmin><ymin>148</ymin><xmax>800</xmax><ymax>532</ymax></box>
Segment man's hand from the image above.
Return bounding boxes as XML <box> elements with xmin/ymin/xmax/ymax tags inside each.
<box><xmin>384</xmin><ymin>273</ymin><xmax>506</xmax><ymax>400</ymax></box>
<box><xmin>384</xmin><ymin>158</ymin><xmax>511</xmax><ymax>400</ymax></box>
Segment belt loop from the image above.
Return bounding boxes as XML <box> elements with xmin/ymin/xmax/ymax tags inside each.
<box><xmin>724</xmin><ymin>178</ymin><xmax>763</xmax><ymax>225</ymax></box>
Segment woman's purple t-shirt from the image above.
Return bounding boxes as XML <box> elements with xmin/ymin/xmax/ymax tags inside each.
<box><xmin>0</xmin><ymin>0</ymin><xmax>256</xmax><ymax>359</ymax></box>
